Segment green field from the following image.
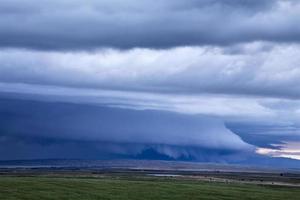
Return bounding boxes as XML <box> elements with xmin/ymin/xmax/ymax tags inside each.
<box><xmin>0</xmin><ymin>176</ymin><xmax>299</xmax><ymax>200</ymax></box>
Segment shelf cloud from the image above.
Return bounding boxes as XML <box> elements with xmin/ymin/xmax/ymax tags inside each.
<box><xmin>0</xmin><ymin>0</ymin><xmax>300</xmax><ymax>164</ymax></box>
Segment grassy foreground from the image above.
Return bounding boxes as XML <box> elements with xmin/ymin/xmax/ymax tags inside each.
<box><xmin>0</xmin><ymin>176</ymin><xmax>299</xmax><ymax>200</ymax></box>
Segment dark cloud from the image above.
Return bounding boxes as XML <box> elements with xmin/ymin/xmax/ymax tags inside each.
<box><xmin>226</xmin><ymin>123</ymin><xmax>300</xmax><ymax>149</ymax></box>
<box><xmin>0</xmin><ymin>135</ymin><xmax>248</xmax><ymax>162</ymax></box>
<box><xmin>0</xmin><ymin>97</ymin><xmax>252</xmax><ymax>160</ymax></box>
<box><xmin>1</xmin><ymin>97</ymin><xmax>299</xmax><ymax>168</ymax></box>
<box><xmin>0</xmin><ymin>0</ymin><xmax>300</xmax><ymax>166</ymax></box>
<box><xmin>0</xmin><ymin>0</ymin><xmax>298</xmax><ymax>50</ymax></box>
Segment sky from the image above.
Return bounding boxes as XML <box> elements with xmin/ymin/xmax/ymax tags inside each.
<box><xmin>0</xmin><ymin>0</ymin><xmax>300</xmax><ymax>167</ymax></box>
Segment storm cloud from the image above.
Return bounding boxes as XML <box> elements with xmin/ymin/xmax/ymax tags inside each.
<box><xmin>1</xmin><ymin>43</ymin><xmax>300</xmax><ymax>162</ymax></box>
<box><xmin>0</xmin><ymin>98</ymin><xmax>253</xmax><ymax>160</ymax></box>
<box><xmin>0</xmin><ymin>0</ymin><xmax>300</xmax><ymax>50</ymax></box>
<box><xmin>0</xmin><ymin>0</ymin><xmax>300</xmax><ymax>165</ymax></box>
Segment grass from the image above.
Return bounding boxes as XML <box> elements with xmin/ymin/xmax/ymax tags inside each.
<box><xmin>0</xmin><ymin>176</ymin><xmax>299</xmax><ymax>200</ymax></box>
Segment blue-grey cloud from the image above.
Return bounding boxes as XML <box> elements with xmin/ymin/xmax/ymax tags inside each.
<box><xmin>1</xmin><ymin>96</ymin><xmax>300</xmax><ymax>168</ymax></box>
<box><xmin>0</xmin><ymin>0</ymin><xmax>299</xmax><ymax>50</ymax></box>
<box><xmin>227</xmin><ymin>123</ymin><xmax>300</xmax><ymax>148</ymax></box>
<box><xmin>0</xmin><ymin>44</ymin><xmax>300</xmax><ymax>100</ymax></box>
<box><xmin>0</xmin><ymin>97</ymin><xmax>253</xmax><ymax>160</ymax></box>
<box><xmin>0</xmin><ymin>0</ymin><xmax>300</xmax><ymax>165</ymax></box>
<box><xmin>1</xmin><ymin>44</ymin><xmax>300</xmax><ymax>163</ymax></box>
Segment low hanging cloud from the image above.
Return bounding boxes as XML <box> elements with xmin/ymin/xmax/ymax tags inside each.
<box><xmin>0</xmin><ymin>98</ymin><xmax>254</xmax><ymax>160</ymax></box>
<box><xmin>0</xmin><ymin>0</ymin><xmax>300</xmax><ymax>163</ymax></box>
<box><xmin>0</xmin><ymin>0</ymin><xmax>300</xmax><ymax>50</ymax></box>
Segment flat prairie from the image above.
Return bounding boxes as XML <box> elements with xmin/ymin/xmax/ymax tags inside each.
<box><xmin>0</xmin><ymin>174</ymin><xmax>300</xmax><ymax>200</ymax></box>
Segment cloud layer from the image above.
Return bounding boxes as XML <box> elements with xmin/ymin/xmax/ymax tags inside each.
<box><xmin>0</xmin><ymin>0</ymin><xmax>300</xmax><ymax>164</ymax></box>
<box><xmin>0</xmin><ymin>98</ymin><xmax>253</xmax><ymax>160</ymax></box>
<box><xmin>1</xmin><ymin>42</ymin><xmax>300</xmax><ymax>99</ymax></box>
<box><xmin>1</xmin><ymin>42</ymin><xmax>300</xmax><ymax>162</ymax></box>
<box><xmin>0</xmin><ymin>0</ymin><xmax>300</xmax><ymax>49</ymax></box>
